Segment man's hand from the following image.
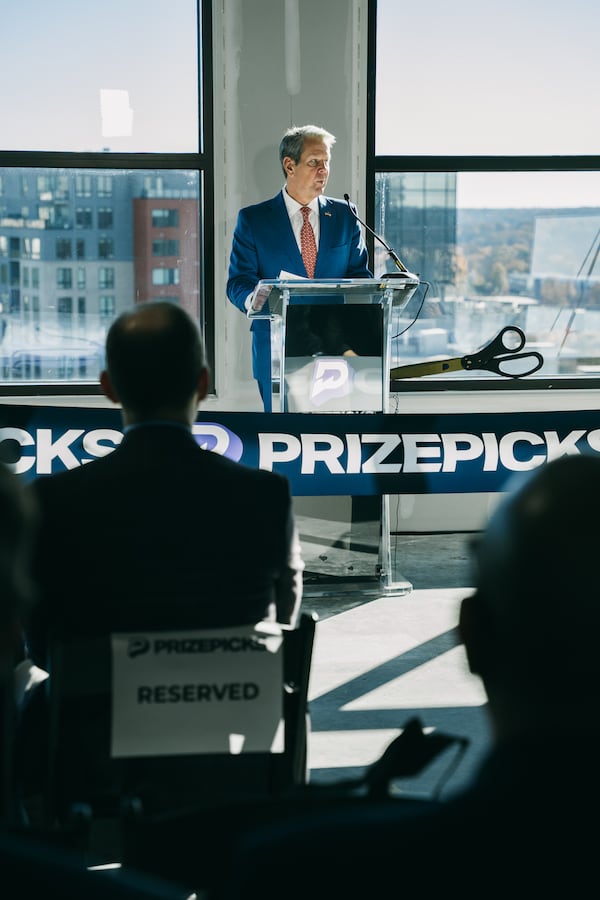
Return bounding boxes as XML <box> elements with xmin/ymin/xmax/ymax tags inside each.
<box><xmin>250</xmin><ymin>284</ymin><xmax>271</xmax><ymax>312</ymax></box>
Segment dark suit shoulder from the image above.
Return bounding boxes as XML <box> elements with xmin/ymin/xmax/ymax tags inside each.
<box><xmin>320</xmin><ymin>194</ymin><xmax>349</xmax><ymax>210</ymax></box>
<box><xmin>200</xmin><ymin>445</ymin><xmax>291</xmax><ymax>495</ymax></box>
<box><xmin>28</xmin><ymin>430</ymin><xmax>290</xmax><ymax>503</ymax></box>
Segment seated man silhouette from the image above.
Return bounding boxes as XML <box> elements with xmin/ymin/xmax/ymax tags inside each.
<box><xmin>220</xmin><ymin>453</ymin><xmax>600</xmax><ymax>899</ymax></box>
<box><xmin>25</xmin><ymin>299</ymin><xmax>303</xmax><ymax>668</ymax></box>
<box><xmin>18</xmin><ymin>301</ymin><xmax>304</xmax><ymax>820</ymax></box>
<box><xmin>0</xmin><ymin>462</ymin><xmax>183</xmax><ymax>899</ymax></box>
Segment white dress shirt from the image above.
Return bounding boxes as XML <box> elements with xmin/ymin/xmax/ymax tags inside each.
<box><xmin>282</xmin><ymin>187</ymin><xmax>320</xmax><ymax>251</ymax></box>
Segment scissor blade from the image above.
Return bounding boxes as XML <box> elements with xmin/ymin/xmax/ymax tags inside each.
<box><xmin>390</xmin><ymin>357</ymin><xmax>464</xmax><ymax>379</ymax></box>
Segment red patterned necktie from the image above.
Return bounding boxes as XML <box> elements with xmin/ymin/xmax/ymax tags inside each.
<box><xmin>300</xmin><ymin>206</ymin><xmax>317</xmax><ymax>278</ymax></box>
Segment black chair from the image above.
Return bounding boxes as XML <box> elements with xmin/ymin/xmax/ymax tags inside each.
<box><xmin>35</xmin><ymin>612</ymin><xmax>317</xmax><ymax>865</ymax></box>
<box><xmin>122</xmin><ymin>716</ymin><xmax>468</xmax><ymax>898</ymax></box>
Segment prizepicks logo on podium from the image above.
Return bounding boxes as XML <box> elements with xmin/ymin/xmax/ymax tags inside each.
<box><xmin>284</xmin><ymin>355</ymin><xmax>382</xmax><ymax>412</ymax></box>
<box><xmin>310</xmin><ymin>357</ymin><xmax>353</xmax><ymax>407</ymax></box>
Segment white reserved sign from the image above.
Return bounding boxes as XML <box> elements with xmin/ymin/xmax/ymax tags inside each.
<box><xmin>111</xmin><ymin>623</ymin><xmax>284</xmax><ymax>758</ymax></box>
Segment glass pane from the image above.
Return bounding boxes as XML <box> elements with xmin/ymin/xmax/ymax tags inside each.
<box><xmin>0</xmin><ymin>167</ymin><xmax>201</xmax><ymax>384</ymax></box>
<box><xmin>376</xmin><ymin>0</ymin><xmax>600</xmax><ymax>155</ymax></box>
<box><xmin>0</xmin><ymin>0</ymin><xmax>199</xmax><ymax>153</ymax></box>
<box><xmin>375</xmin><ymin>170</ymin><xmax>600</xmax><ymax>379</ymax></box>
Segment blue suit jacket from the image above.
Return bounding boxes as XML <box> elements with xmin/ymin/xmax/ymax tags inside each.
<box><xmin>227</xmin><ymin>191</ymin><xmax>372</xmax><ymax>400</ymax></box>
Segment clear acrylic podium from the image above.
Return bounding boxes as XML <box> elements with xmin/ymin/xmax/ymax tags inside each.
<box><xmin>249</xmin><ymin>276</ymin><xmax>419</xmax><ymax>597</ymax></box>
<box><xmin>248</xmin><ymin>277</ymin><xmax>418</xmax><ymax>414</ymax></box>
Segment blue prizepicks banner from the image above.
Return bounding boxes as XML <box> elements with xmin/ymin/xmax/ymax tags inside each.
<box><xmin>2</xmin><ymin>404</ymin><xmax>600</xmax><ymax>496</ymax></box>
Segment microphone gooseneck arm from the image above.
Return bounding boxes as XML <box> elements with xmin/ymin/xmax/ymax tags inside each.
<box><xmin>344</xmin><ymin>193</ymin><xmax>410</xmax><ymax>275</ymax></box>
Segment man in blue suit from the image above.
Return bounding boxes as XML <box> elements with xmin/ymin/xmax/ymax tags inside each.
<box><xmin>227</xmin><ymin>124</ymin><xmax>372</xmax><ymax>411</ymax></box>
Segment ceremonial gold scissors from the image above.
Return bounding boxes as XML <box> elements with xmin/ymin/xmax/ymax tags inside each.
<box><xmin>390</xmin><ymin>325</ymin><xmax>544</xmax><ymax>380</ymax></box>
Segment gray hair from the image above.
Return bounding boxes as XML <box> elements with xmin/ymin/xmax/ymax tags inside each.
<box><xmin>278</xmin><ymin>124</ymin><xmax>336</xmax><ymax>176</ymax></box>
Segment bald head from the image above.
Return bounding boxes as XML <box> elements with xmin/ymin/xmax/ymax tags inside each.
<box><xmin>474</xmin><ymin>454</ymin><xmax>600</xmax><ymax>616</ymax></box>
<box><xmin>102</xmin><ymin>301</ymin><xmax>208</xmax><ymax>423</ymax></box>
<box><xmin>461</xmin><ymin>454</ymin><xmax>600</xmax><ymax>722</ymax></box>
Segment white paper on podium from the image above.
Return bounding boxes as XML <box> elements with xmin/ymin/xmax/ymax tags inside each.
<box><xmin>111</xmin><ymin>623</ymin><xmax>284</xmax><ymax>758</ymax></box>
<box><xmin>279</xmin><ymin>270</ymin><xmax>305</xmax><ymax>280</ymax></box>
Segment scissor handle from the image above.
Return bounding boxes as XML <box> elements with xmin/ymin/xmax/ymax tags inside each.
<box><xmin>492</xmin><ymin>325</ymin><xmax>526</xmax><ymax>353</ymax></box>
<box><xmin>463</xmin><ymin>326</ymin><xmax>543</xmax><ymax>377</ymax></box>
<box><xmin>463</xmin><ymin>326</ymin><xmax>526</xmax><ymax>371</ymax></box>
<box><xmin>488</xmin><ymin>350</ymin><xmax>545</xmax><ymax>378</ymax></box>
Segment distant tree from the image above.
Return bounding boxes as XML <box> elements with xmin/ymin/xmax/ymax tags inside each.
<box><xmin>489</xmin><ymin>261</ymin><xmax>509</xmax><ymax>294</ymax></box>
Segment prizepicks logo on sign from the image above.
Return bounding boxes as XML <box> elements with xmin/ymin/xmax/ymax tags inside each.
<box><xmin>127</xmin><ymin>637</ymin><xmax>150</xmax><ymax>659</ymax></box>
<box><xmin>111</xmin><ymin>624</ymin><xmax>284</xmax><ymax>758</ymax></box>
<box><xmin>192</xmin><ymin>422</ymin><xmax>244</xmax><ymax>462</ymax></box>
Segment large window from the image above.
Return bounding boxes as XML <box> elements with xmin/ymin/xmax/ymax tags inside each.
<box><xmin>0</xmin><ymin>0</ymin><xmax>212</xmax><ymax>390</ymax></box>
<box><xmin>372</xmin><ymin>0</ymin><xmax>600</xmax><ymax>385</ymax></box>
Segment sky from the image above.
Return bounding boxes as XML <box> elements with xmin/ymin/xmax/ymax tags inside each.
<box><xmin>455</xmin><ymin>171</ymin><xmax>600</xmax><ymax>209</ymax></box>
<box><xmin>0</xmin><ymin>0</ymin><xmax>199</xmax><ymax>153</ymax></box>
<box><xmin>376</xmin><ymin>0</ymin><xmax>600</xmax><ymax>208</ymax></box>
<box><xmin>0</xmin><ymin>0</ymin><xmax>597</xmax><ymax>208</ymax></box>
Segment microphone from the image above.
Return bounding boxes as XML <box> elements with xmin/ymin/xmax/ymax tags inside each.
<box><xmin>344</xmin><ymin>193</ymin><xmax>415</xmax><ymax>278</ymax></box>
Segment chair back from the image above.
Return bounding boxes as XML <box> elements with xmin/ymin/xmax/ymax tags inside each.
<box><xmin>43</xmin><ymin>613</ymin><xmax>317</xmax><ymax>828</ymax></box>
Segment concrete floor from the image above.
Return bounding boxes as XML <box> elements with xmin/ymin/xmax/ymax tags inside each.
<box><xmin>302</xmin><ymin>532</ymin><xmax>492</xmax><ymax>800</ymax></box>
